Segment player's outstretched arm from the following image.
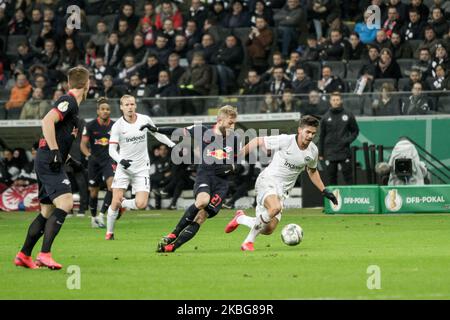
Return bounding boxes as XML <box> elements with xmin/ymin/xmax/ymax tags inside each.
<box><xmin>307</xmin><ymin>167</ymin><xmax>338</xmax><ymax>205</ymax></box>
<box><xmin>239</xmin><ymin>137</ymin><xmax>265</xmax><ymax>158</ymax></box>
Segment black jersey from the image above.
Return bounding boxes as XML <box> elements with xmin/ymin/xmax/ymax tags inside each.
<box><xmin>83</xmin><ymin>118</ymin><xmax>114</xmax><ymax>161</ymax></box>
<box><xmin>38</xmin><ymin>92</ymin><xmax>79</xmax><ymax>162</ymax></box>
<box><xmin>185</xmin><ymin>125</ymin><xmax>241</xmax><ymax>175</ymax></box>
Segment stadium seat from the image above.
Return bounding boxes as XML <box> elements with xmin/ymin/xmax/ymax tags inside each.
<box><xmin>397</xmin><ymin>59</ymin><xmax>417</xmax><ymax>77</ymax></box>
<box><xmin>373</xmin><ymin>78</ymin><xmax>398</xmax><ymax>92</ymax></box>
<box><xmin>398</xmin><ymin>78</ymin><xmax>412</xmax><ymax>91</ymax></box>
<box><xmin>86</xmin><ymin>15</ymin><xmax>101</xmax><ymax>33</ymax></box>
<box><xmin>345</xmin><ymin>60</ymin><xmax>365</xmax><ymax>79</ymax></box>
<box><xmin>6</xmin><ymin>35</ymin><xmax>27</xmax><ymax>56</ymax></box>
<box><xmin>322</xmin><ymin>60</ymin><xmax>346</xmax><ymax>78</ymax></box>
<box><xmin>343</xmin><ymin>96</ymin><xmax>363</xmax><ymax>115</ymax></box>
<box><xmin>306</xmin><ymin>61</ymin><xmax>321</xmax><ymax>81</ymax></box>
<box><xmin>436</xmin><ymin>96</ymin><xmax>450</xmax><ymax>113</ymax></box>
<box><xmin>79</xmin><ymin>32</ymin><xmax>93</xmax><ymax>45</ymax></box>
<box><xmin>0</xmin><ymin>35</ymin><xmax>6</xmax><ymax>51</ymax></box>
<box><xmin>346</xmin><ymin>79</ymin><xmax>357</xmax><ymax>92</ymax></box>
<box><xmin>102</xmin><ymin>14</ymin><xmax>117</xmax><ymax>32</ymax></box>
<box><xmin>408</xmin><ymin>40</ymin><xmax>422</xmax><ymax>55</ymax></box>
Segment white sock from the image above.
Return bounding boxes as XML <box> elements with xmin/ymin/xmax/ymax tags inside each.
<box><xmin>106</xmin><ymin>207</ymin><xmax>119</xmax><ymax>234</ymax></box>
<box><xmin>244</xmin><ymin>213</ymin><xmax>270</xmax><ymax>243</ymax></box>
<box><xmin>237</xmin><ymin>215</ymin><xmax>256</xmax><ymax>229</ymax></box>
<box><xmin>121</xmin><ymin>199</ymin><xmax>138</xmax><ymax>210</ymax></box>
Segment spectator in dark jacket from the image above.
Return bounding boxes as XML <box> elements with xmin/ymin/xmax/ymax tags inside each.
<box><xmin>211</xmin><ymin>35</ymin><xmax>243</xmax><ymax>76</ymax></box>
<box><xmin>402</xmin><ymin>8</ymin><xmax>426</xmax><ymax>41</ymax></box>
<box><xmin>148</xmin><ymin>34</ymin><xmax>172</xmax><ymax>66</ymax></box>
<box><xmin>429</xmin><ymin>7</ymin><xmax>449</xmax><ymax>39</ymax></box>
<box><xmin>250</xmin><ymin>0</ymin><xmax>274</xmax><ymax>26</ymax></box>
<box><xmin>139</xmin><ymin>54</ymin><xmax>164</xmax><ymax>86</ymax></box>
<box><xmin>222</xmin><ymin>0</ymin><xmax>251</xmax><ymax>28</ymax></box>
<box><xmin>299</xmin><ymin>89</ymin><xmax>329</xmax><ymax>116</ymax></box>
<box><xmin>389</xmin><ymin>31</ymin><xmax>413</xmax><ymax>60</ymax></box>
<box><xmin>371</xmin><ymin>82</ymin><xmax>402</xmax><ymax>115</ymax></box>
<box><xmin>274</xmin><ymin>0</ymin><xmax>304</xmax><ymax>57</ymax></box>
<box><xmin>187</xmin><ymin>33</ymin><xmax>218</xmax><ymax>64</ymax></box>
<box><xmin>241</xmin><ymin>70</ymin><xmax>266</xmax><ymax>95</ymax></box>
<box><xmin>317</xmin><ymin>65</ymin><xmax>346</xmax><ymax>94</ymax></box>
<box><xmin>402</xmin><ymin>82</ymin><xmax>434</xmax><ymax>114</ymax></box>
<box><xmin>113</xmin><ymin>2</ymin><xmax>140</xmax><ymax>32</ymax></box>
<box><xmin>168</xmin><ymin>53</ymin><xmax>186</xmax><ymax>85</ymax></box>
<box><xmin>246</xmin><ymin>16</ymin><xmax>273</xmax><ymax>74</ymax></box>
<box><xmin>292</xmin><ymin>67</ymin><xmax>315</xmax><ymax>95</ymax></box>
<box><xmin>375</xmin><ymin>48</ymin><xmax>402</xmax><ymax>80</ymax></box>
<box><xmin>148</xmin><ymin>70</ymin><xmax>180</xmax><ymax>116</ymax></box>
<box><xmin>100</xmin><ymin>75</ymin><xmax>122</xmax><ymax>99</ymax></box>
<box><xmin>348</xmin><ymin>32</ymin><xmax>367</xmax><ymax>60</ymax></box>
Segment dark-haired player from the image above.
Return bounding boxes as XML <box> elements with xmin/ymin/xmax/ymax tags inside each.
<box><xmin>14</xmin><ymin>66</ymin><xmax>90</xmax><ymax>269</ymax></box>
<box><xmin>80</xmin><ymin>97</ymin><xmax>115</xmax><ymax>228</ymax></box>
<box><xmin>225</xmin><ymin>115</ymin><xmax>338</xmax><ymax>251</ymax></box>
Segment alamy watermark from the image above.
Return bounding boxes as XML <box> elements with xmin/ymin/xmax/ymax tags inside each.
<box><xmin>366</xmin><ymin>265</ymin><xmax>381</xmax><ymax>290</ymax></box>
<box><xmin>66</xmin><ymin>265</ymin><xmax>81</xmax><ymax>290</ymax></box>
<box><xmin>66</xmin><ymin>5</ymin><xmax>81</xmax><ymax>30</ymax></box>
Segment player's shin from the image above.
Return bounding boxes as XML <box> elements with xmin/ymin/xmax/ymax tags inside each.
<box><xmin>237</xmin><ymin>215</ymin><xmax>256</xmax><ymax>228</ymax></box>
<box><xmin>89</xmin><ymin>197</ymin><xmax>98</xmax><ymax>217</ymax></box>
<box><xmin>21</xmin><ymin>213</ymin><xmax>47</xmax><ymax>256</ymax></box>
<box><xmin>41</xmin><ymin>208</ymin><xmax>67</xmax><ymax>253</ymax></box>
<box><xmin>173</xmin><ymin>222</ymin><xmax>201</xmax><ymax>250</ymax></box>
<box><xmin>172</xmin><ymin>204</ymin><xmax>200</xmax><ymax>236</ymax></box>
<box><xmin>106</xmin><ymin>206</ymin><xmax>119</xmax><ymax>234</ymax></box>
<box><xmin>244</xmin><ymin>211</ymin><xmax>271</xmax><ymax>244</ymax></box>
<box><xmin>100</xmin><ymin>190</ymin><xmax>113</xmax><ymax>214</ymax></box>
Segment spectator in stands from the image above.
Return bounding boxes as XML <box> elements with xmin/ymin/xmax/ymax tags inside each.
<box><xmin>279</xmin><ymin>89</ymin><xmax>300</xmax><ymax>112</ymax></box>
<box><xmin>103</xmin><ymin>32</ymin><xmax>123</xmax><ymax>68</ymax></box>
<box><xmin>415</xmin><ymin>25</ymin><xmax>439</xmax><ymax>58</ymax></box>
<box><xmin>390</xmin><ymin>31</ymin><xmax>413</xmax><ymax>59</ymax></box>
<box><xmin>325</xmin><ymin>13</ymin><xmax>351</xmax><ymax>39</ymax></box>
<box><xmin>35</xmin><ymin>19</ymin><xmax>56</xmax><ymax>50</ymax></box>
<box><xmin>402</xmin><ymin>82</ymin><xmax>434</xmax><ymax>114</ymax></box>
<box><xmin>274</xmin><ymin>0</ymin><xmax>304</xmax><ymax>57</ymax></box>
<box><xmin>168</xmin><ymin>53</ymin><xmax>186</xmax><ymax>85</ymax></box>
<box><xmin>57</xmin><ymin>37</ymin><xmax>81</xmax><ymax>73</ymax></box>
<box><xmin>188</xmin><ymin>33</ymin><xmax>218</xmax><ymax>64</ymax></box>
<box><xmin>372</xmin><ymin>29</ymin><xmax>391</xmax><ymax>51</ymax></box>
<box><xmin>114</xmin><ymin>2</ymin><xmax>139</xmax><ymax>32</ymax></box>
<box><xmin>212</xmin><ymin>34</ymin><xmax>243</xmax><ymax>77</ymax></box>
<box><xmin>402</xmin><ymin>69</ymin><xmax>427</xmax><ymax>91</ymax></box>
<box><xmin>300</xmin><ymin>35</ymin><xmax>321</xmax><ymax>61</ymax></box>
<box><xmin>308</xmin><ymin>0</ymin><xmax>338</xmax><ymax>40</ymax></box>
<box><xmin>299</xmin><ymin>89</ymin><xmax>329</xmax><ymax>116</ymax></box>
<box><xmin>185</xmin><ymin>0</ymin><xmax>208</xmax><ymax>29</ymax></box>
<box><xmin>427</xmin><ymin>63</ymin><xmax>449</xmax><ymax>90</ymax></box>
<box><xmin>57</xmin><ymin>25</ymin><xmax>83</xmax><ymax>53</ymax></box>
<box><xmin>317</xmin><ymin>65</ymin><xmax>346</xmax><ymax>94</ymax></box>
<box><xmin>8</xmin><ymin>8</ymin><xmax>29</xmax><ymax>35</ymax></box>
<box><xmin>149</xmin><ymin>70</ymin><xmax>180</xmax><ymax>116</ymax></box>
<box><xmin>348</xmin><ymin>32</ymin><xmax>367</xmax><ymax>60</ymax></box>
<box><xmin>29</xmin><ymin>8</ymin><xmax>43</xmax><ymax>37</ymax></box>
<box><xmin>267</xmin><ymin>66</ymin><xmax>291</xmax><ymax>98</ymax></box>
<box><xmin>101</xmin><ymin>74</ymin><xmax>122</xmax><ymax>98</ymax></box>
<box><xmin>139</xmin><ymin>54</ymin><xmax>163</xmax><ymax>86</ymax></box>
<box><xmin>246</xmin><ymin>16</ymin><xmax>273</xmax><ymax>74</ymax></box>
<box><xmin>261</xmin><ymin>51</ymin><xmax>287</xmax><ymax>82</ymax></box>
<box><xmin>93</xmin><ymin>55</ymin><xmax>115</xmax><ymax>84</ymax></box>
<box><xmin>116</xmin><ymin>54</ymin><xmax>139</xmax><ymax>85</ymax></box>
<box><xmin>222</xmin><ymin>0</ymin><xmax>250</xmax><ymax>28</ymax></box>
<box><xmin>241</xmin><ymin>69</ymin><xmax>266</xmax><ymax>95</ymax></box>
<box><xmin>0</xmin><ymin>148</ymin><xmax>20</xmax><ymax>184</ymax></box>
<box><xmin>19</xmin><ymin>87</ymin><xmax>50</xmax><ymax>119</ymax></box>
<box><xmin>151</xmin><ymin>144</ymin><xmax>173</xmax><ymax>209</ymax></box>
<box><xmin>86</xmin><ymin>74</ymin><xmax>101</xmax><ymax>99</ymax></box>
<box><xmin>173</xmin><ymin>35</ymin><xmax>189</xmax><ymax>60</ymax></box>
<box><xmin>89</xmin><ymin>20</ymin><xmax>109</xmax><ymax>47</ymax></box>
<box><xmin>285</xmin><ymin>51</ymin><xmax>309</xmax><ymax>81</ymax></box>
<box><xmin>250</xmin><ymin>0</ymin><xmax>274</xmax><ymax>27</ymax></box>
<box><xmin>83</xmin><ymin>41</ymin><xmax>97</xmax><ymax>68</ymax></box>
<box><xmin>354</xmin><ymin>9</ymin><xmax>380</xmax><ymax>44</ymax></box>
<box><xmin>389</xmin><ymin>0</ymin><xmax>408</xmax><ymax>22</ymax></box>
<box><xmin>402</xmin><ymin>7</ymin><xmax>426</xmax><ymax>41</ymax></box>
<box><xmin>5</xmin><ymin>73</ymin><xmax>32</xmax><ymax>117</ymax></box>
<box><xmin>33</xmin><ymin>74</ymin><xmax>52</xmax><ymax>99</ymax></box>
<box><xmin>382</xmin><ymin>6</ymin><xmax>403</xmax><ymax>39</ymax></box>
<box><xmin>139</xmin><ymin>16</ymin><xmax>156</xmax><ymax>47</ymax></box>
<box><xmin>39</xmin><ymin>38</ymin><xmax>59</xmax><ymax>74</ymax></box>
<box><xmin>126</xmin><ymin>34</ymin><xmax>149</xmax><ymax>68</ymax></box>
<box><xmin>148</xmin><ymin>34</ymin><xmax>172</xmax><ymax>66</ymax></box>
<box><xmin>162</xmin><ymin>19</ymin><xmax>177</xmax><ymax>46</ymax></box>
<box><xmin>375</xmin><ymin>47</ymin><xmax>402</xmax><ymax>80</ymax></box>
<box><xmin>429</xmin><ymin>7</ymin><xmax>449</xmax><ymax>39</ymax></box>
<box><xmin>127</xmin><ymin>73</ymin><xmax>150</xmax><ymax>102</ymax></box>
<box><xmin>259</xmin><ymin>92</ymin><xmax>281</xmax><ymax>113</ymax></box>
<box><xmin>292</xmin><ymin>66</ymin><xmax>315</xmax><ymax>95</ymax></box>
<box><xmin>408</xmin><ymin>0</ymin><xmax>429</xmax><ymax>23</ymax></box>
<box><xmin>141</xmin><ymin>2</ymin><xmax>157</xmax><ymax>26</ymax></box>
<box><xmin>208</xmin><ymin>1</ymin><xmax>227</xmax><ymax>26</ymax></box>
<box><xmin>183</xmin><ymin>20</ymin><xmax>201</xmax><ymax>51</ymax></box>
<box><xmin>412</xmin><ymin>47</ymin><xmax>433</xmax><ymax>79</ymax></box>
<box><xmin>319</xmin><ymin>29</ymin><xmax>350</xmax><ymax>61</ymax></box>
<box><xmin>15</xmin><ymin>42</ymin><xmax>38</xmax><ymax>71</ymax></box>
<box><xmin>431</xmin><ymin>43</ymin><xmax>450</xmax><ymax>78</ymax></box>
<box><xmin>155</xmin><ymin>0</ymin><xmax>183</xmax><ymax>31</ymax></box>
<box><xmin>429</xmin><ymin>0</ymin><xmax>450</xmax><ymax>19</ymax></box>
<box><xmin>371</xmin><ymin>82</ymin><xmax>402</xmax><ymax>115</ymax></box>
<box><xmin>51</xmin><ymin>89</ymin><xmax>64</xmax><ymax>104</ymax></box>
<box><xmin>117</xmin><ymin>19</ymin><xmax>134</xmax><ymax>51</ymax></box>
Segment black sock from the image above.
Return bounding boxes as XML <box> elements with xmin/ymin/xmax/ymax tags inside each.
<box><xmin>89</xmin><ymin>197</ymin><xmax>98</xmax><ymax>217</ymax></box>
<box><xmin>41</xmin><ymin>208</ymin><xmax>67</xmax><ymax>253</ymax></box>
<box><xmin>173</xmin><ymin>222</ymin><xmax>201</xmax><ymax>250</ymax></box>
<box><xmin>171</xmin><ymin>204</ymin><xmax>199</xmax><ymax>236</ymax></box>
<box><xmin>100</xmin><ymin>190</ymin><xmax>112</xmax><ymax>214</ymax></box>
<box><xmin>21</xmin><ymin>214</ymin><xmax>47</xmax><ymax>256</ymax></box>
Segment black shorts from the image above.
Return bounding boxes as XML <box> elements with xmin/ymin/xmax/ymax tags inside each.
<box><xmin>194</xmin><ymin>172</ymin><xmax>229</xmax><ymax>218</ymax></box>
<box><xmin>35</xmin><ymin>149</ymin><xmax>72</xmax><ymax>204</ymax></box>
<box><xmin>88</xmin><ymin>157</ymin><xmax>114</xmax><ymax>187</ymax></box>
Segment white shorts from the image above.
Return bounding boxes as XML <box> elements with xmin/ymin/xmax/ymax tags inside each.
<box><xmin>255</xmin><ymin>176</ymin><xmax>285</xmax><ymax>221</ymax></box>
<box><xmin>111</xmin><ymin>167</ymin><xmax>150</xmax><ymax>193</ymax></box>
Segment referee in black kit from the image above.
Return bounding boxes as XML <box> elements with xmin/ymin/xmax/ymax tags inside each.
<box><xmin>14</xmin><ymin>66</ymin><xmax>90</xmax><ymax>270</ymax></box>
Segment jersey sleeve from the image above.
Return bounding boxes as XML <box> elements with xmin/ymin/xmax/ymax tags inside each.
<box><xmin>307</xmin><ymin>144</ymin><xmax>319</xmax><ymax>169</ymax></box>
<box><xmin>52</xmin><ymin>96</ymin><xmax>77</xmax><ymax>121</ymax></box>
<box><xmin>263</xmin><ymin>134</ymin><xmax>291</xmax><ymax>151</ymax></box>
<box><xmin>109</xmin><ymin>122</ymin><xmax>120</xmax><ymax>144</ymax></box>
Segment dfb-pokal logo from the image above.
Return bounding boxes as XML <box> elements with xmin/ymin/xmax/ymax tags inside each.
<box><xmin>330</xmin><ymin>189</ymin><xmax>342</xmax><ymax>212</ymax></box>
<box><xmin>385</xmin><ymin>189</ymin><xmax>403</xmax><ymax>212</ymax></box>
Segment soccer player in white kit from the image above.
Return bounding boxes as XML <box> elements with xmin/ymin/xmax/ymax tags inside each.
<box><xmin>225</xmin><ymin>115</ymin><xmax>338</xmax><ymax>251</ymax></box>
<box><xmin>105</xmin><ymin>95</ymin><xmax>175</xmax><ymax>240</ymax></box>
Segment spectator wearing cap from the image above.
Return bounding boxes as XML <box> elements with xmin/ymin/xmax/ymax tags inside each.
<box><xmin>402</xmin><ymin>8</ymin><xmax>426</xmax><ymax>41</ymax></box>
<box><xmin>148</xmin><ymin>34</ymin><xmax>172</xmax><ymax>66</ymax></box>
<box><xmin>222</xmin><ymin>0</ymin><xmax>251</xmax><ymax>28</ymax></box>
<box><xmin>348</xmin><ymin>32</ymin><xmax>367</xmax><ymax>60</ymax></box>
<box><xmin>101</xmin><ymin>75</ymin><xmax>122</xmax><ymax>98</ymax></box>
<box><xmin>168</xmin><ymin>53</ymin><xmax>186</xmax><ymax>85</ymax></box>
<box><xmin>246</xmin><ymin>16</ymin><xmax>273</xmax><ymax>74</ymax></box>
<box><xmin>354</xmin><ymin>10</ymin><xmax>380</xmax><ymax>44</ymax></box>
<box><xmin>375</xmin><ymin>47</ymin><xmax>402</xmax><ymax>80</ymax></box>
<box><xmin>5</xmin><ymin>73</ymin><xmax>32</xmax><ymax>116</ymax></box>
<box><xmin>274</xmin><ymin>0</ymin><xmax>304</xmax><ymax>57</ymax></box>
<box><xmin>155</xmin><ymin>1</ymin><xmax>183</xmax><ymax>31</ymax></box>
<box><xmin>430</xmin><ymin>7</ymin><xmax>449</xmax><ymax>39</ymax></box>
<box><xmin>114</xmin><ymin>2</ymin><xmax>140</xmax><ymax>32</ymax></box>
<box><xmin>89</xmin><ymin>19</ymin><xmax>108</xmax><ymax>47</ymax></box>
<box><xmin>19</xmin><ymin>87</ymin><xmax>50</xmax><ymax>120</ymax></box>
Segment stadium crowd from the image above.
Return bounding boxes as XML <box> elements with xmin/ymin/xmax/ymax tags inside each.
<box><xmin>0</xmin><ymin>0</ymin><xmax>450</xmax><ymax>118</ymax></box>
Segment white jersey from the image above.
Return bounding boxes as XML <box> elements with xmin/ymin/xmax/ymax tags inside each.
<box><xmin>109</xmin><ymin>113</ymin><xmax>174</xmax><ymax>174</ymax></box>
<box><xmin>259</xmin><ymin>134</ymin><xmax>318</xmax><ymax>194</ymax></box>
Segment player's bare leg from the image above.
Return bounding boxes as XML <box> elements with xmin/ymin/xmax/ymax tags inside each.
<box><xmin>242</xmin><ymin>195</ymin><xmax>281</xmax><ymax>251</ymax></box>
<box><xmin>121</xmin><ymin>191</ymin><xmax>149</xmax><ymax>210</ymax></box>
<box><xmin>106</xmin><ymin>188</ymin><xmax>125</xmax><ymax>240</ymax></box>
<box><xmin>157</xmin><ymin>192</ymin><xmax>210</xmax><ymax>252</ymax></box>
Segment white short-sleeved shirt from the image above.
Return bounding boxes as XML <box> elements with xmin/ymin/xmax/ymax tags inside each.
<box><xmin>259</xmin><ymin>134</ymin><xmax>318</xmax><ymax>193</ymax></box>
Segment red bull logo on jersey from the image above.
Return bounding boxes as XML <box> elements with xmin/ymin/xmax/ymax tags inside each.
<box><xmin>207</xmin><ymin>149</ymin><xmax>230</xmax><ymax>160</ymax></box>
<box><xmin>94</xmin><ymin>137</ymin><xmax>109</xmax><ymax>146</ymax></box>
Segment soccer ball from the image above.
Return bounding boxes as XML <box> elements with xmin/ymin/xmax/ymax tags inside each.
<box><xmin>281</xmin><ymin>224</ymin><xmax>303</xmax><ymax>246</ymax></box>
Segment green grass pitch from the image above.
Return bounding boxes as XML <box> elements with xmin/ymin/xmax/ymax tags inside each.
<box><xmin>1</xmin><ymin>209</ymin><xmax>449</xmax><ymax>300</ymax></box>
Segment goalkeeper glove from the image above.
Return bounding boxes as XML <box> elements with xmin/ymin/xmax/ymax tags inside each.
<box><xmin>120</xmin><ymin>159</ymin><xmax>133</xmax><ymax>170</ymax></box>
<box><xmin>322</xmin><ymin>188</ymin><xmax>338</xmax><ymax>205</ymax></box>
<box><xmin>49</xmin><ymin>149</ymin><xmax>62</xmax><ymax>172</ymax></box>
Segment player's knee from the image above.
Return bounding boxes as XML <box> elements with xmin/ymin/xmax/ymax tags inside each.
<box><xmin>194</xmin><ymin>200</ymin><xmax>208</xmax><ymax>210</ymax></box>
<box><xmin>268</xmin><ymin>206</ymin><xmax>282</xmax><ymax>217</ymax></box>
<box><xmin>58</xmin><ymin>198</ymin><xmax>73</xmax><ymax>212</ymax></box>
<box><xmin>135</xmin><ymin>199</ymin><xmax>148</xmax><ymax>209</ymax></box>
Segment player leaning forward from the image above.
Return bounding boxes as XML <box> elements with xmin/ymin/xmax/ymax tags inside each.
<box><xmin>225</xmin><ymin>115</ymin><xmax>338</xmax><ymax>251</ymax></box>
<box><xmin>105</xmin><ymin>95</ymin><xmax>175</xmax><ymax>240</ymax></box>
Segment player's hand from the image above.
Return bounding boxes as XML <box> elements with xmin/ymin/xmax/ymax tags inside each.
<box><xmin>139</xmin><ymin>124</ymin><xmax>159</xmax><ymax>132</ymax></box>
<box><xmin>120</xmin><ymin>159</ymin><xmax>133</xmax><ymax>170</ymax></box>
<box><xmin>322</xmin><ymin>188</ymin><xmax>338</xmax><ymax>205</ymax></box>
<box><xmin>49</xmin><ymin>149</ymin><xmax>62</xmax><ymax>172</ymax></box>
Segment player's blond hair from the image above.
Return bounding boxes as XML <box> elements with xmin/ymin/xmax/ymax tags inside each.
<box><xmin>218</xmin><ymin>105</ymin><xmax>238</xmax><ymax>120</ymax></box>
<box><xmin>67</xmin><ymin>66</ymin><xmax>89</xmax><ymax>89</ymax></box>
<box><xmin>120</xmin><ymin>94</ymin><xmax>136</xmax><ymax>106</ymax></box>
